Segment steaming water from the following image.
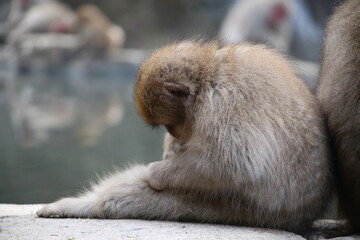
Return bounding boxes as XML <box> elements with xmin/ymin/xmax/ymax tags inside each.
<box><xmin>0</xmin><ymin>61</ymin><xmax>164</xmax><ymax>204</ymax></box>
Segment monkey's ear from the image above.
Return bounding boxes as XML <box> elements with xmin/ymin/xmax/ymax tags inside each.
<box><xmin>162</xmin><ymin>82</ymin><xmax>190</xmax><ymax>101</ymax></box>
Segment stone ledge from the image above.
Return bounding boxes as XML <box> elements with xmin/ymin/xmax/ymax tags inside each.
<box><xmin>0</xmin><ymin>204</ymin><xmax>305</xmax><ymax>240</ymax></box>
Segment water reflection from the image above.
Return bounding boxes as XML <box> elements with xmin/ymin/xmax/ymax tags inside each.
<box><xmin>0</xmin><ymin>57</ymin><xmax>164</xmax><ymax>204</ymax></box>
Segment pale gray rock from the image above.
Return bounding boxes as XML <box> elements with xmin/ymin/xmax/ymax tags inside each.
<box><xmin>0</xmin><ymin>204</ymin><xmax>305</xmax><ymax>240</ymax></box>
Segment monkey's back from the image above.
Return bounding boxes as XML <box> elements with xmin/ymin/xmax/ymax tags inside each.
<box><xmin>190</xmin><ymin>44</ymin><xmax>332</xmax><ymax>233</ymax></box>
<box><xmin>134</xmin><ymin>41</ymin><xmax>332</xmax><ymax>234</ymax></box>
<box><xmin>317</xmin><ymin>0</ymin><xmax>360</xmax><ymax>231</ymax></box>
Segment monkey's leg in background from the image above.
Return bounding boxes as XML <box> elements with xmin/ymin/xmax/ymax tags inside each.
<box><xmin>36</xmin><ymin>165</ymin><xmax>209</xmax><ymax>220</ymax></box>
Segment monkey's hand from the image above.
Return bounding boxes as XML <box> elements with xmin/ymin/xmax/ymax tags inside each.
<box><xmin>148</xmin><ymin>159</ymin><xmax>223</xmax><ymax>191</ymax></box>
<box><xmin>36</xmin><ymin>197</ymin><xmax>97</xmax><ymax>218</ymax></box>
<box><xmin>148</xmin><ymin>161</ymin><xmax>169</xmax><ymax>191</ymax></box>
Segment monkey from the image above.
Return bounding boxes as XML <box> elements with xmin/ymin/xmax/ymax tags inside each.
<box><xmin>76</xmin><ymin>4</ymin><xmax>126</xmax><ymax>54</ymax></box>
<box><xmin>317</xmin><ymin>0</ymin><xmax>360</xmax><ymax>233</ymax></box>
<box><xmin>220</xmin><ymin>0</ymin><xmax>292</xmax><ymax>52</ymax></box>
<box><xmin>37</xmin><ymin>40</ymin><xmax>333</xmax><ymax>236</ymax></box>
<box><xmin>219</xmin><ymin>0</ymin><xmax>323</xmax><ymax>62</ymax></box>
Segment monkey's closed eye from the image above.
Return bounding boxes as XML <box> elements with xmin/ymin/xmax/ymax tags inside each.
<box><xmin>162</xmin><ymin>82</ymin><xmax>190</xmax><ymax>101</ymax></box>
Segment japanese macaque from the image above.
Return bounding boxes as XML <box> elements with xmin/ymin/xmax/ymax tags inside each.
<box><xmin>219</xmin><ymin>0</ymin><xmax>322</xmax><ymax>62</ymax></box>
<box><xmin>8</xmin><ymin>1</ymin><xmax>78</xmax><ymax>39</ymax></box>
<box><xmin>8</xmin><ymin>1</ymin><xmax>125</xmax><ymax>58</ymax></box>
<box><xmin>76</xmin><ymin>4</ymin><xmax>125</xmax><ymax>52</ymax></box>
<box><xmin>37</xmin><ymin>40</ymin><xmax>332</xmax><ymax>235</ymax></box>
<box><xmin>220</xmin><ymin>0</ymin><xmax>292</xmax><ymax>52</ymax></box>
<box><xmin>317</xmin><ymin>0</ymin><xmax>360</xmax><ymax>233</ymax></box>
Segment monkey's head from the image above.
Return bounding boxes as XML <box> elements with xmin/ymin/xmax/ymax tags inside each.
<box><xmin>134</xmin><ymin>40</ymin><xmax>218</xmax><ymax>141</ymax></box>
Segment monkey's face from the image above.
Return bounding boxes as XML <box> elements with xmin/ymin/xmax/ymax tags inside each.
<box><xmin>134</xmin><ymin>41</ymin><xmax>218</xmax><ymax>141</ymax></box>
<box><xmin>134</xmin><ymin>62</ymin><xmax>191</xmax><ymax>140</ymax></box>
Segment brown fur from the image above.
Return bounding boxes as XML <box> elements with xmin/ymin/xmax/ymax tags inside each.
<box><xmin>134</xmin><ymin>41</ymin><xmax>218</xmax><ymax>140</ymax></box>
<box><xmin>317</xmin><ymin>0</ymin><xmax>360</xmax><ymax>232</ymax></box>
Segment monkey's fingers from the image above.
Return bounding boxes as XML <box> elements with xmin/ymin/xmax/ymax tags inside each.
<box><xmin>147</xmin><ymin>177</ymin><xmax>164</xmax><ymax>191</ymax></box>
<box><xmin>36</xmin><ymin>202</ymin><xmax>65</xmax><ymax>218</ymax></box>
<box><xmin>148</xmin><ymin>162</ymin><xmax>167</xmax><ymax>191</ymax></box>
<box><xmin>36</xmin><ymin>197</ymin><xmax>102</xmax><ymax>218</ymax></box>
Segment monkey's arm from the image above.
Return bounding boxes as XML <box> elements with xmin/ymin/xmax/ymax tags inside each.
<box><xmin>148</xmin><ymin>155</ymin><xmax>235</xmax><ymax>191</ymax></box>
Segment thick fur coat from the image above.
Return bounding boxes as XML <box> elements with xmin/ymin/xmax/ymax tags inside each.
<box><xmin>317</xmin><ymin>0</ymin><xmax>360</xmax><ymax>232</ymax></box>
<box><xmin>38</xmin><ymin>41</ymin><xmax>332</xmax><ymax>235</ymax></box>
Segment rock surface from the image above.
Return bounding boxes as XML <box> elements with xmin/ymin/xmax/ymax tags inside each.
<box><xmin>0</xmin><ymin>204</ymin><xmax>306</xmax><ymax>240</ymax></box>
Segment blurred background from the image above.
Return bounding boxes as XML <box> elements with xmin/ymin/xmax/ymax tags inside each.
<box><xmin>0</xmin><ymin>0</ymin><xmax>343</xmax><ymax>204</ymax></box>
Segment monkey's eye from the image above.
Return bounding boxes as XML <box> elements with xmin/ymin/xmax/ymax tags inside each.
<box><xmin>162</xmin><ymin>82</ymin><xmax>190</xmax><ymax>101</ymax></box>
<box><xmin>169</xmin><ymin>89</ymin><xmax>185</xmax><ymax>98</ymax></box>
